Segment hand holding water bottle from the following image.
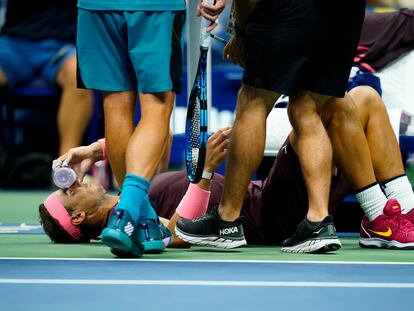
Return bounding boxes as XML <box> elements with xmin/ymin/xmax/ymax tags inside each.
<box><xmin>52</xmin><ymin>141</ymin><xmax>104</xmax><ymax>188</ymax></box>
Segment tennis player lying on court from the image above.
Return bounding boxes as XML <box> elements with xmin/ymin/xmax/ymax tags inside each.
<box><xmin>39</xmin><ymin>85</ymin><xmax>414</xmax><ymax>251</ymax></box>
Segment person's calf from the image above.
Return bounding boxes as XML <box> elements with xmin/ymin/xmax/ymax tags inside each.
<box><xmin>288</xmin><ymin>118</ymin><xmax>332</xmax><ymax>222</ymax></box>
<box><xmin>323</xmin><ymin>96</ymin><xmax>376</xmax><ymax>190</ymax></box>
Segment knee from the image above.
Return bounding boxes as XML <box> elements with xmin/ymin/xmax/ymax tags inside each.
<box><xmin>153</xmin><ymin>93</ymin><xmax>174</xmax><ymax>117</ymax></box>
<box><xmin>328</xmin><ymin>100</ymin><xmax>360</xmax><ymax>136</ymax></box>
<box><xmin>154</xmin><ymin>104</ymin><xmax>173</xmax><ymax>122</ymax></box>
<box><xmin>235</xmin><ymin>86</ymin><xmax>254</xmax><ymax>118</ymax></box>
<box><xmin>361</xmin><ymin>87</ymin><xmax>386</xmax><ymax>114</ymax></box>
<box><xmin>56</xmin><ymin>56</ymin><xmax>77</xmax><ymax>88</ymax></box>
<box><xmin>103</xmin><ymin>92</ymin><xmax>136</xmax><ymax>119</ymax></box>
<box><xmin>287</xmin><ymin>97</ymin><xmax>321</xmax><ymax>132</ymax></box>
<box><xmin>139</xmin><ymin>92</ymin><xmax>175</xmax><ymax>123</ymax></box>
<box><xmin>237</xmin><ymin>84</ymin><xmax>256</xmax><ymax>103</ymax></box>
<box><xmin>235</xmin><ymin>84</ymin><xmax>276</xmax><ymax>119</ymax></box>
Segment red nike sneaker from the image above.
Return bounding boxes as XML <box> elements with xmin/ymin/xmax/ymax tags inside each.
<box><xmin>359</xmin><ymin>199</ymin><xmax>414</xmax><ymax>249</ymax></box>
<box><xmin>405</xmin><ymin>209</ymin><xmax>414</xmax><ymax>225</ymax></box>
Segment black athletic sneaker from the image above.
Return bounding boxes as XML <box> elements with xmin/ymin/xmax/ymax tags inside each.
<box><xmin>281</xmin><ymin>216</ymin><xmax>342</xmax><ymax>253</ymax></box>
<box><xmin>175</xmin><ymin>207</ymin><xmax>247</xmax><ymax>249</ymax></box>
<box><xmin>101</xmin><ymin>209</ymin><xmax>145</xmax><ymax>258</ymax></box>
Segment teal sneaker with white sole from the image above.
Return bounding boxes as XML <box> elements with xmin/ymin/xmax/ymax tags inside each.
<box><xmin>138</xmin><ymin>219</ymin><xmax>174</xmax><ymax>253</ymax></box>
<box><xmin>101</xmin><ymin>209</ymin><xmax>145</xmax><ymax>258</ymax></box>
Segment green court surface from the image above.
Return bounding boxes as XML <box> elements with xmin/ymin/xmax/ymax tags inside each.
<box><xmin>1</xmin><ymin>191</ymin><xmax>413</xmax><ymax>262</ymax></box>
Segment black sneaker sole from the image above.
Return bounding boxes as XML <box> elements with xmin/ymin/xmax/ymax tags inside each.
<box><xmin>281</xmin><ymin>237</ymin><xmax>342</xmax><ymax>254</ymax></box>
<box><xmin>175</xmin><ymin>227</ymin><xmax>247</xmax><ymax>249</ymax></box>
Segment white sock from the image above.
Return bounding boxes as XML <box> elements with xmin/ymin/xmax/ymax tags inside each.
<box><xmin>355</xmin><ymin>183</ymin><xmax>388</xmax><ymax>221</ymax></box>
<box><xmin>383</xmin><ymin>175</ymin><xmax>414</xmax><ymax>214</ymax></box>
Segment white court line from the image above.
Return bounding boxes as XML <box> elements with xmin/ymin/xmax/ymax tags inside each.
<box><xmin>0</xmin><ymin>257</ymin><xmax>414</xmax><ymax>265</ymax></box>
<box><xmin>0</xmin><ymin>278</ymin><xmax>414</xmax><ymax>288</ymax></box>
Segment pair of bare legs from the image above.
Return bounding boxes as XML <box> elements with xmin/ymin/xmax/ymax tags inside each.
<box><xmin>220</xmin><ymin>82</ymin><xmax>400</xmax><ymax>224</ymax></box>
<box><xmin>174</xmin><ymin>82</ymin><xmax>376</xmax><ymax>251</ymax></box>
<box><xmin>218</xmin><ymin>84</ymin><xmax>356</xmax><ymax>224</ymax></box>
<box><xmin>0</xmin><ymin>55</ymin><xmax>93</xmax><ymax>156</ymax></box>
<box><xmin>171</xmin><ymin>86</ymin><xmax>406</xmax><ymax>248</ymax></box>
<box><xmin>103</xmin><ymin>91</ymin><xmax>174</xmax><ymax>186</ymax></box>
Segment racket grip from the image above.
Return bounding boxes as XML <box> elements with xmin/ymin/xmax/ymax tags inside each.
<box><xmin>200</xmin><ymin>0</ymin><xmax>215</xmax><ymax>48</ymax></box>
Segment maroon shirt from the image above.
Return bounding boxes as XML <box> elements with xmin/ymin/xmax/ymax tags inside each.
<box><xmin>148</xmin><ymin>140</ymin><xmax>350</xmax><ymax>245</ymax></box>
<box><xmin>356</xmin><ymin>9</ymin><xmax>414</xmax><ymax>71</ymax></box>
<box><xmin>149</xmin><ymin>171</ymin><xmax>265</xmax><ymax>244</ymax></box>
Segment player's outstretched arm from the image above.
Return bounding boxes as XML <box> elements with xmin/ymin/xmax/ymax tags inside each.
<box><xmin>167</xmin><ymin>127</ymin><xmax>231</xmax><ymax>247</ymax></box>
<box><xmin>52</xmin><ymin>139</ymin><xmax>105</xmax><ymax>183</ymax></box>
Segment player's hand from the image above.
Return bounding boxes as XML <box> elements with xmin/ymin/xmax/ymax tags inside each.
<box><xmin>197</xmin><ymin>0</ymin><xmax>226</xmax><ymax>32</ymax></box>
<box><xmin>204</xmin><ymin>127</ymin><xmax>231</xmax><ymax>172</ymax></box>
<box><xmin>52</xmin><ymin>143</ymin><xmax>101</xmax><ymax>183</ymax></box>
<box><xmin>224</xmin><ymin>36</ymin><xmax>246</xmax><ymax>68</ymax></box>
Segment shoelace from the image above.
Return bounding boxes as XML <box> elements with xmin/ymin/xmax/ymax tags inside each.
<box><xmin>193</xmin><ymin>207</ymin><xmax>221</xmax><ymax>222</ymax></box>
<box><xmin>115</xmin><ymin>210</ymin><xmax>124</xmax><ymax>227</ymax></box>
<box><xmin>193</xmin><ymin>213</ymin><xmax>212</xmax><ymax>222</ymax></box>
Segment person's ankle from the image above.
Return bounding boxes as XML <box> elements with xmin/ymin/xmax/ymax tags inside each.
<box><xmin>218</xmin><ymin>206</ymin><xmax>240</xmax><ymax>222</ymax></box>
<box><xmin>306</xmin><ymin>211</ymin><xmax>328</xmax><ymax>223</ymax></box>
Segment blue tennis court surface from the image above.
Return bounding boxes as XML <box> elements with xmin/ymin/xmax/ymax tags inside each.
<box><xmin>1</xmin><ymin>258</ymin><xmax>413</xmax><ymax>311</ymax></box>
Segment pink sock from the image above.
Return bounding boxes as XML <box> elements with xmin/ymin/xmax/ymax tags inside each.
<box><xmin>176</xmin><ymin>183</ymin><xmax>210</xmax><ymax>219</ymax></box>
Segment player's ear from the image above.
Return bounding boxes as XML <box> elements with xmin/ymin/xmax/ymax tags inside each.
<box><xmin>71</xmin><ymin>211</ymin><xmax>86</xmax><ymax>225</ymax></box>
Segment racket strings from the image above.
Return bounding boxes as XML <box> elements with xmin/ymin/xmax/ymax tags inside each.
<box><xmin>189</xmin><ymin>98</ymin><xmax>201</xmax><ymax>172</ymax></box>
<box><xmin>186</xmin><ymin>48</ymin><xmax>208</xmax><ymax>182</ymax></box>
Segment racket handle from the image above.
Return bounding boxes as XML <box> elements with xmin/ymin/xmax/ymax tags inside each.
<box><xmin>200</xmin><ymin>0</ymin><xmax>215</xmax><ymax>48</ymax></box>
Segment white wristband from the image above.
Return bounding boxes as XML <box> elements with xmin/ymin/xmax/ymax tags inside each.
<box><xmin>201</xmin><ymin>171</ymin><xmax>214</xmax><ymax>180</ymax></box>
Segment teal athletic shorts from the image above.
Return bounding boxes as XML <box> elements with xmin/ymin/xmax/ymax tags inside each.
<box><xmin>77</xmin><ymin>9</ymin><xmax>185</xmax><ymax>93</ymax></box>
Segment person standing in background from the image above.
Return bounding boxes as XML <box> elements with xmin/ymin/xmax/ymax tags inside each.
<box><xmin>0</xmin><ymin>0</ymin><xmax>93</xmax><ymax>155</ymax></box>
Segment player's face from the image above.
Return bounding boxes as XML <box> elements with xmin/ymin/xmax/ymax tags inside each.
<box><xmin>57</xmin><ymin>182</ymin><xmax>107</xmax><ymax>213</ymax></box>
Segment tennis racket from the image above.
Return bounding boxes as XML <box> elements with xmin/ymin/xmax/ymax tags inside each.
<box><xmin>185</xmin><ymin>0</ymin><xmax>214</xmax><ymax>183</ymax></box>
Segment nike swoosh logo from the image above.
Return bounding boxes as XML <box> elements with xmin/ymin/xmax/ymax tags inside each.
<box><xmin>368</xmin><ymin>227</ymin><xmax>392</xmax><ymax>237</ymax></box>
<box><xmin>313</xmin><ymin>228</ymin><xmax>324</xmax><ymax>235</ymax></box>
